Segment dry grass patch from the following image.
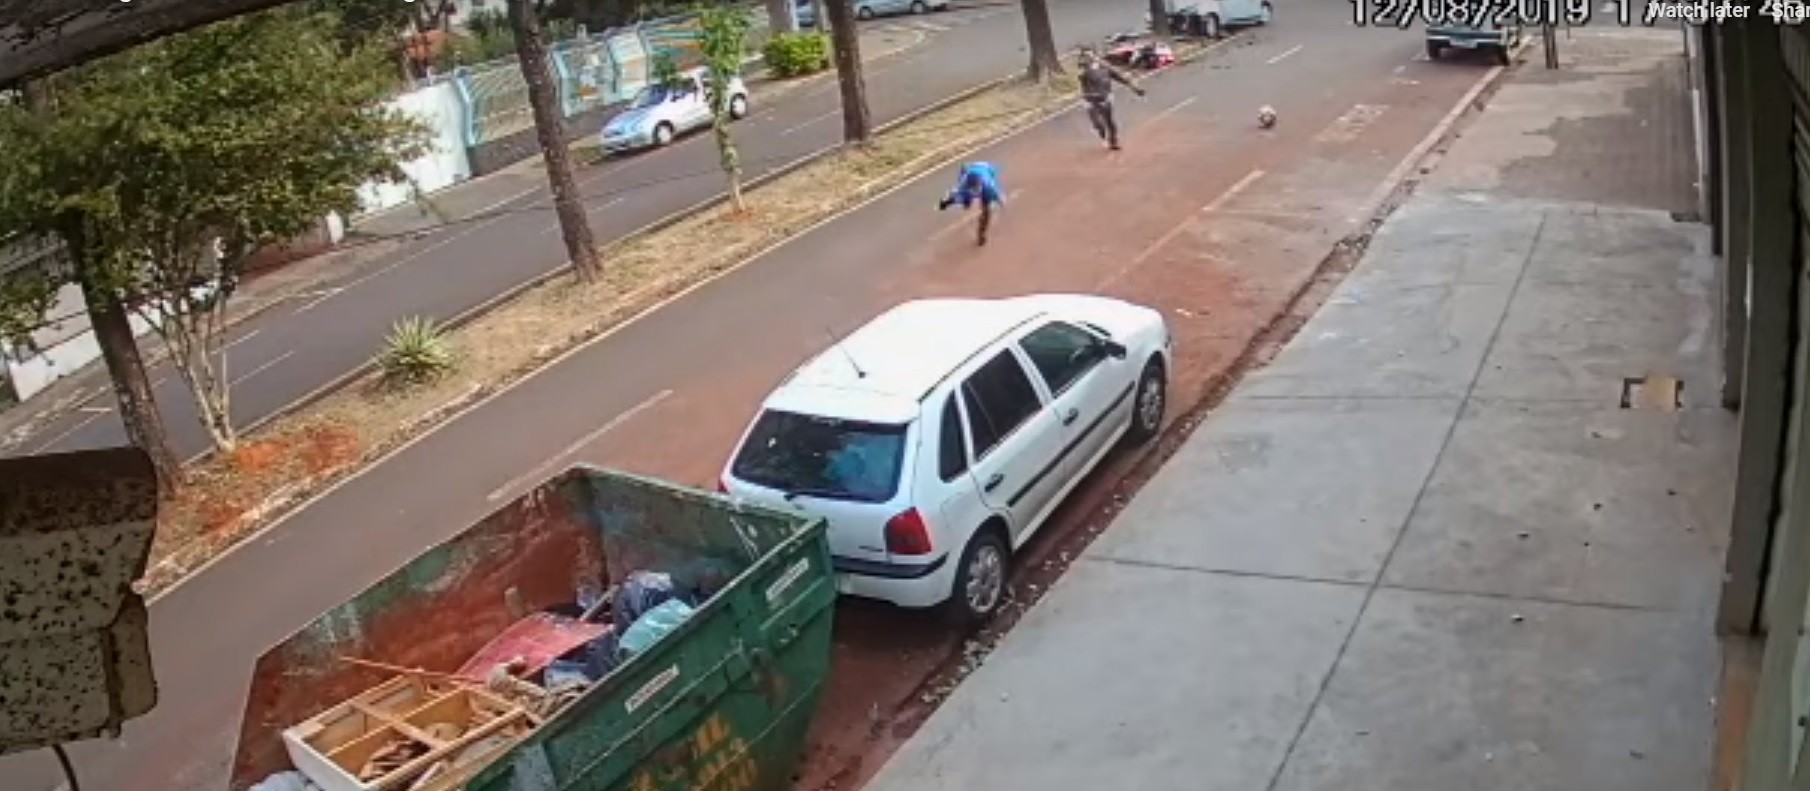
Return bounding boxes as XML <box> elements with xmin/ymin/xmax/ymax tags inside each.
<box><xmin>140</xmin><ymin>73</ymin><xmax>1093</xmax><ymax>594</ymax></box>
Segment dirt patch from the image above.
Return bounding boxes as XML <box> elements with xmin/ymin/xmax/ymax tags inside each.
<box><xmin>135</xmin><ymin>67</ymin><xmax>1124</xmax><ymax>595</ymax></box>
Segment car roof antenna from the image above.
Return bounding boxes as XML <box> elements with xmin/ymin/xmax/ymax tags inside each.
<box><xmin>825</xmin><ymin>325</ymin><xmax>867</xmax><ymax>379</ymax></box>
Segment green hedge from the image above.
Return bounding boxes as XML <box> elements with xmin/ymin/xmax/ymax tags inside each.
<box><xmin>763</xmin><ymin>32</ymin><xmax>830</xmax><ymax>78</ymax></box>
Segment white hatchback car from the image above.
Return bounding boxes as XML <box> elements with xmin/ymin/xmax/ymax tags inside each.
<box><xmin>720</xmin><ymin>295</ymin><xmax>1172</xmax><ymax>625</ymax></box>
<box><xmin>600</xmin><ymin>69</ymin><xmax>750</xmax><ymax>153</ymax></box>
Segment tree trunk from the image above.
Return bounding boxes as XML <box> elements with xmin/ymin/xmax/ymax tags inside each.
<box><xmin>81</xmin><ymin>276</ymin><xmax>182</xmax><ymax>497</ymax></box>
<box><xmin>1020</xmin><ymin>0</ymin><xmax>1063</xmax><ymax>82</ymax></box>
<box><xmin>509</xmin><ymin>0</ymin><xmax>602</xmax><ymax>282</ymax></box>
<box><xmin>1147</xmin><ymin>0</ymin><xmax>1171</xmax><ymax>37</ymax></box>
<box><xmin>715</xmin><ymin>119</ymin><xmax>748</xmax><ymax>213</ymax></box>
<box><xmin>826</xmin><ymin>0</ymin><xmax>872</xmax><ymax>144</ymax></box>
<box><xmin>767</xmin><ymin>0</ymin><xmax>799</xmax><ymax>33</ymax></box>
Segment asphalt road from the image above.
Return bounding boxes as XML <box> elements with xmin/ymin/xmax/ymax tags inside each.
<box><xmin>0</xmin><ymin>3</ymin><xmax>1501</xmax><ymax>789</ymax></box>
<box><xmin>6</xmin><ymin>0</ymin><xmax>1143</xmax><ymax>460</ymax></box>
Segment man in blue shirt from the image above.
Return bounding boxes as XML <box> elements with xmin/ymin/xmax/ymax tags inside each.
<box><xmin>937</xmin><ymin>161</ymin><xmax>1004</xmax><ymax>246</ymax></box>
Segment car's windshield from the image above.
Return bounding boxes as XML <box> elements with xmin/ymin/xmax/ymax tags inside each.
<box><xmin>731</xmin><ymin>410</ymin><xmax>908</xmax><ymax>503</ymax></box>
<box><xmin>629</xmin><ymin>84</ymin><xmax>673</xmax><ymax>110</ymax></box>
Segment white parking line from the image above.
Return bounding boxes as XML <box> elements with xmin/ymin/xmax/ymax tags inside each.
<box><xmin>485</xmin><ymin>389</ymin><xmax>674</xmax><ymax>503</ymax></box>
<box><xmin>1202</xmin><ymin>169</ymin><xmax>1267</xmax><ymax>213</ymax></box>
<box><xmin>1146</xmin><ymin>96</ymin><xmax>1198</xmax><ymax>127</ymax></box>
<box><xmin>1267</xmin><ymin>44</ymin><xmax>1303</xmax><ymax>64</ymax></box>
<box><xmin>1096</xmin><ymin>169</ymin><xmax>1266</xmax><ymax>290</ymax></box>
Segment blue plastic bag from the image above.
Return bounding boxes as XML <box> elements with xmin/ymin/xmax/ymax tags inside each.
<box><xmin>613</xmin><ymin>571</ymin><xmax>679</xmax><ymax>632</ymax></box>
<box><xmin>617</xmin><ymin>599</ymin><xmax>695</xmax><ymax>659</ymax></box>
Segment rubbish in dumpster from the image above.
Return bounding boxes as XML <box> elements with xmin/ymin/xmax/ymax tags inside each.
<box><xmin>251</xmin><ymin>771</ymin><xmax>321</xmax><ymax>791</ymax></box>
<box><xmin>279</xmin><ymin>676</ymin><xmax>533</xmax><ymax>791</ymax></box>
<box><xmin>359</xmin><ymin>736</ymin><xmax>428</xmax><ymax>780</ymax></box>
<box><xmin>618</xmin><ymin>599</ymin><xmax>695</xmax><ymax>659</ymax></box>
<box><xmin>455</xmin><ymin>613</ymin><xmax>612</xmax><ymax>682</ymax></box>
<box><xmin>614</xmin><ymin>571</ymin><xmax>681</xmax><ymax>632</ymax></box>
<box><xmin>234</xmin><ymin>468</ymin><xmax>834</xmax><ymax>791</ymax></box>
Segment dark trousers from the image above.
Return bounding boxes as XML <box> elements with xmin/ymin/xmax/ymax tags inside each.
<box><xmin>1086</xmin><ymin>97</ymin><xmax>1118</xmax><ymax>145</ymax></box>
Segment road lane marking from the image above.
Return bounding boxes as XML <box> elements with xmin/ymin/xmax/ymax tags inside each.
<box><xmin>1146</xmin><ymin>96</ymin><xmax>1197</xmax><ymax>127</ymax></box>
<box><xmin>782</xmin><ymin>109</ymin><xmax>839</xmax><ymax>136</ymax></box>
<box><xmin>31</xmin><ymin>410</ymin><xmax>106</xmax><ymax>455</ymax></box>
<box><xmin>230</xmin><ymin>351</ymin><xmax>294</xmax><ymax>387</ymax></box>
<box><xmin>539</xmin><ymin>196</ymin><xmax>630</xmax><ymax>235</ymax></box>
<box><xmin>930</xmin><ymin>189</ymin><xmax>1025</xmax><ymax>242</ymax></box>
<box><xmin>225</xmin><ymin>329</ymin><xmax>262</xmax><ymax>350</ymax></box>
<box><xmin>485</xmin><ymin>389</ymin><xmax>674</xmax><ymax>503</ymax></box>
<box><xmin>1202</xmin><ymin>169</ymin><xmax>1267</xmax><ymax>213</ymax></box>
<box><xmin>1097</xmin><ymin>169</ymin><xmax>1265</xmax><ymax>290</ymax></box>
<box><xmin>1313</xmin><ymin>104</ymin><xmax>1388</xmax><ymax>145</ymax></box>
<box><xmin>1266</xmin><ymin>45</ymin><xmax>1303</xmax><ymax>64</ymax></box>
<box><xmin>78</xmin><ymin>406</ymin><xmax>110</xmax><ymax>414</ymax></box>
<box><xmin>292</xmin><ymin>288</ymin><xmax>344</xmax><ymax>315</ymax></box>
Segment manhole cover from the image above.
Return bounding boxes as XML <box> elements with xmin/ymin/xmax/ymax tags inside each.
<box><xmin>1621</xmin><ymin>376</ymin><xmax>1683</xmax><ymax>411</ymax></box>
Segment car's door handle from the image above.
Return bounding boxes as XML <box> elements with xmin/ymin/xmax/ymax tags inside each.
<box><xmin>1061</xmin><ymin>408</ymin><xmax>1079</xmax><ymax>426</ymax></box>
<box><xmin>984</xmin><ymin>473</ymin><xmax>1005</xmax><ymax>492</ymax></box>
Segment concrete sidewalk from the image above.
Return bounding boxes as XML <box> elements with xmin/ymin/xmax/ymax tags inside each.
<box><xmin>863</xmin><ymin>26</ymin><xmax>1730</xmax><ymax>791</ymax></box>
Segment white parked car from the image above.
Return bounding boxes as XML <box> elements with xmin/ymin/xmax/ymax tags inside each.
<box><xmin>600</xmin><ymin>69</ymin><xmax>750</xmax><ymax>153</ymax></box>
<box><xmin>720</xmin><ymin>295</ymin><xmax>1173</xmax><ymax>625</ymax></box>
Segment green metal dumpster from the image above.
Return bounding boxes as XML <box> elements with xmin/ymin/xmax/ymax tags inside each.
<box><xmin>229</xmin><ymin>466</ymin><xmax>834</xmax><ymax>791</ymax></box>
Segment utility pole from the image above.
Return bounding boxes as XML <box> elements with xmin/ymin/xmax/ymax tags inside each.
<box><xmin>1543</xmin><ymin>23</ymin><xmax>1559</xmax><ymax>69</ymax></box>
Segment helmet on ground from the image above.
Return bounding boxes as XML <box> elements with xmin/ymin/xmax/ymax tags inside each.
<box><xmin>1257</xmin><ymin>105</ymin><xmax>1277</xmax><ymax>129</ymax></box>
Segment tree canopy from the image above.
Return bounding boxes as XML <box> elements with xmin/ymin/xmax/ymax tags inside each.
<box><xmin>0</xmin><ymin>7</ymin><xmax>426</xmax><ymax>450</ymax></box>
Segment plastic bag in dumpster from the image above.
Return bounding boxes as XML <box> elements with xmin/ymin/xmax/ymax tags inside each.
<box><xmin>613</xmin><ymin>571</ymin><xmax>679</xmax><ymax>632</ymax></box>
<box><xmin>249</xmin><ymin>771</ymin><xmax>320</xmax><ymax>791</ymax></box>
<box><xmin>617</xmin><ymin>599</ymin><xmax>694</xmax><ymax>659</ymax></box>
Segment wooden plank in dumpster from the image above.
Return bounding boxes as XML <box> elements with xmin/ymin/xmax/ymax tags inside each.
<box><xmin>0</xmin><ymin>448</ymin><xmax>159</xmax><ymax>755</ymax></box>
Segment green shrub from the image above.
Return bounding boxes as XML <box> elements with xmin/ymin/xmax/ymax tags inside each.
<box><xmin>763</xmin><ymin>32</ymin><xmax>830</xmax><ymax>78</ymax></box>
<box><xmin>376</xmin><ymin>316</ymin><xmax>456</xmax><ymax>389</ymax></box>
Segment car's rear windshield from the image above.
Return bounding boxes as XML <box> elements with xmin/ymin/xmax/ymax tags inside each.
<box><xmin>731</xmin><ymin>410</ymin><xmax>908</xmax><ymax>503</ymax></box>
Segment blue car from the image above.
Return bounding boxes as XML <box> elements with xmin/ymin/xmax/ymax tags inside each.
<box><xmin>1151</xmin><ymin>0</ymin><xmax>1273</xmax><ymax>38</ymax></box>
<box><xmin>1426</xmin><ymin>20</ymin><xmax>1520</xmax><ymax>65</ymax></box>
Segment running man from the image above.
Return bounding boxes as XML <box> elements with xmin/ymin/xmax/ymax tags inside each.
<box><xmin>937</xmin><ymin>161</ymin><xmax>1005</xmax><ymax>246</ymax></box>
<box><xmin>1079</xmin><ymin>47</ymin><xmax>1145</xmax><ymax>150</ymax></box>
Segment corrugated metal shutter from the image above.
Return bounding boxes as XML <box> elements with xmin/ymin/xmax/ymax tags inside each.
<box><xmin>1776</xmin><ymin>24</ymin><xmax>1810</xmax><ymax>778</ymax></box>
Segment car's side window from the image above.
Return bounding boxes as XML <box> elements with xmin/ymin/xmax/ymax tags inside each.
<box><xmin>938</xmin><ymin>393</ymin><xmax>969</xmax><ymax>482</ymax></box>
<box><xmin>1019</xmin><ymin>321</ymin><xmax>1106</xmax><ymax>396</ymax></box>
<box><xmin>960</xmin><ymin>350</ymin><xmax>1044</xmax><ymax>460</ymax></box>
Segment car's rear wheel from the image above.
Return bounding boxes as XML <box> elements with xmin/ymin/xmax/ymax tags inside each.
<box><xmin>945</xmin><ymin>527</ymin><xmax>1009</xmax><ymax>630</ymax></box>
<box><xmin>1491</xmin><ymin>44</ymin><xmax>1511</xmax><ymax>65</ymax></box>
<box><xmin>1425</xmin><ymin>40</ymin><xmax>1444</xmax><ymax>60</ymax></box>
<box><xmin>910</xmin><ymin>1</ymin><xmax>928</xmax><ymax>13</ymax></box>
<box><xmin>856</xmin><ymin>5</ymin><xmax>876</xmax><ymax>19</ymax></box>
<box><xmin>1201</xmin><ymin>13</ymin><xmax>1222</xmax><ymax>38</ymax></box>
<box><xmin>729</xmin><ymin>94</ymin><xmax>750</xmax><ymax>120</ymax></box>
<box><xmin>653</xmin><ymin>122</ymin><xmax>675</xmax><ymax>147</ymax></box>
<box><xmin>1126</xmin><ymin>357</ymin><xmax>1167</xmax><ymax>445</ymax></box>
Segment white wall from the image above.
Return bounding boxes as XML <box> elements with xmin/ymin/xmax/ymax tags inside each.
<box><xmin>3</xmin><ymin>282</ymin><xmax>157</xmax><ymax>402</ymax></box>
<box><xmin>357</xmin><ymin>81</ymin><xmax>474</xmax><ymax>215</ymax></box>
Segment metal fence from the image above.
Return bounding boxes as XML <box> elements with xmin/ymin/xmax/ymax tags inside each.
<box><xmin>451</xmin><ymin>9</ymin><xmax>772</xmax><ymax>147</ymax></box>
